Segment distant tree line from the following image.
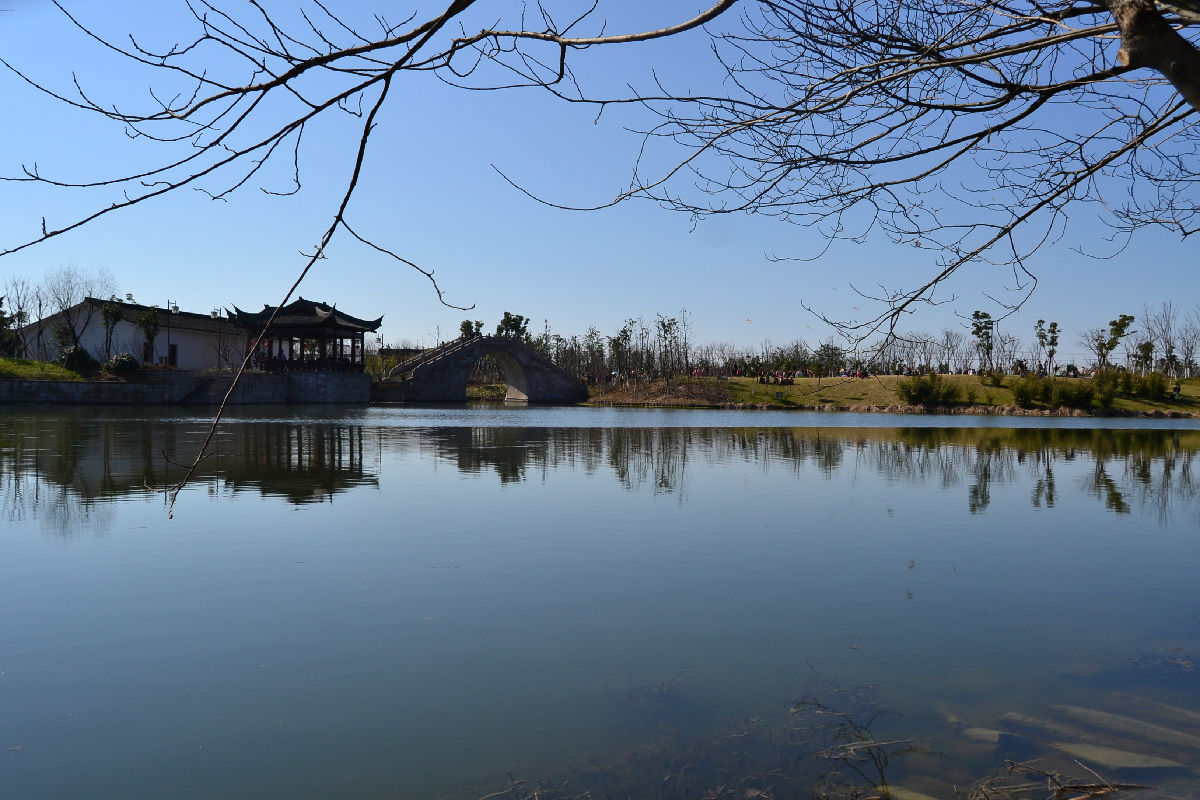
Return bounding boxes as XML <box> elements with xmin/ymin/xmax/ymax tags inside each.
<box><xmin>448</xmin><ymin>303</ymin><xmax>1200</xmax><ymax>386</ymax></box>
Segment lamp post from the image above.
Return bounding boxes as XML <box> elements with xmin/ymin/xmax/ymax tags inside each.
<box><xmin>166</xmin><ymin>299</ymin><xmax>179</xmax><ymax>367</ymax></box>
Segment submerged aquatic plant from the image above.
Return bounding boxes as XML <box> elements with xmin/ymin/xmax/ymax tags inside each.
<box><xmin>473</xmin><ymin>679</ymin><xmax>1195</xmax><ymax>800</ymax></box>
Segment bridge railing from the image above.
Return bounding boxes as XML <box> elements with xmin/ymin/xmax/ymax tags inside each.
<box><xmin>390</xmin><ymin>335</ymin><xmax>478</xmax><ymax>376</ymax></box>
<box><xmin>390</xmin><ymin>334</ymin><xmax>583</xmax><ymax>385</ymax></box>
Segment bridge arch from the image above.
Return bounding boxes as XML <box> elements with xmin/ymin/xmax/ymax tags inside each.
<box><xmin>385</xmin><ymin>335</ymin><xmax>587</xmax><ymax>404</ymax></box>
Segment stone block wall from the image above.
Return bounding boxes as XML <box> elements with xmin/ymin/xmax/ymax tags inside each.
<box><xmin>0</xmin><ymin>373</ymin><xmax>197</xmax><ymax>404</ymax></box>
<box><xmin>285</xmin><ymin>373</ymin><xmax>370</xmax><ymax>403</ymax></box>
<box><xmin>0</xmin><ymin>371</ymin><xmax>371</xmax><ymax>405</ymax></box>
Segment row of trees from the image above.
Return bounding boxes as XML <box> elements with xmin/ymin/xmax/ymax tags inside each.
<box><xmin>450</xmin><ymin>304</ymin><xmax>1200</xmax><ymax>385</ymax></box>
<box><xmin>3</xmin><ymin>266</ymin><xmax>1194</xmax><ymax>383</ymax></box>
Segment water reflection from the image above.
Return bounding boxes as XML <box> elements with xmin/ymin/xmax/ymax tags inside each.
<box><xmin>2</xmin><ymin>416</ymin><xmax>1198</xmax><ymax>529</ymax></box>
<box><xmin>0</xmin><ymin>413</ymin><xmax>378</xmax><ymax>532</ymax></box>
<box><xmin>4</xmin><ymin>411</ymin><xmax>1199</xmax><ymax>799</ymax></box>
<box><xmin>412</xmin><ymin>425</ymin><xmax>1199</xmax><ymax>519</ymax></box>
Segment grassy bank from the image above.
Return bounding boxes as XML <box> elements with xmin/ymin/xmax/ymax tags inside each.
<box><xmin>466</xmin><ymin>383</ymin><xmax>508</xmax><ymax>400</ymax></box>
<box><xmin>0</xmin><ymin>357</ymin><xmax>85</xmax><ymax>382</ymax></box>
<box><xmin>586</xmin><ymin>374</ymin><xmax>1200</xmax><ymax>416</ymax></box>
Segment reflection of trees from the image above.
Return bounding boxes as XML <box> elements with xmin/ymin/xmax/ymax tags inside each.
<box><xmin>606</xmin><ymin>429</ymin><xmax>690</xmax><ymax>496</ymax></box>
<box><xmin>884</xmin><ymin>428</ymin><xmax>1198</xmax><ymax>517</ymax></box>
<box><xmin>0</xmin><ymin>413</ymin><xmax>379</xmax><ymax>530</ymax></box>
<box><xmin>421</xmin><ymin>427</ymin><xmax>549</xmax><ymax>484</ymax></box>
<box><xmin>5</xmin><ymin>415</ymin><xmax>1199</xmax><ymax>524</ymax></box>
<box><xmin>0</xmin><ymin>413</ymin><xmax>120</xmax><ymax>535</ymax></box>
<box><xmin>1088</xmin><ymin>463</ymin><xmax>1131</xmax><ymax>514</ymax></box>
<box><xmin>417</xmin><ymin>425</ymin><xmax>1199</xmax><ymax>519</ymax></box>
<box><xmin>1032</xmin><ymin>464</ymin><xmax>1056</xmax><ymax>509</ymax></box>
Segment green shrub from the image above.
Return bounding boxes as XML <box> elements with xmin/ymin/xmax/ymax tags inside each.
<box><xmin>1037</xmin><ymin>379</ymin><xmax>1055</xmax><ymax>404</ymax></box>
<box><xmin>1049</xmin><ymin>379</ymin><xmax>1094</xmax><ymax>409</ymax></box>
<box><xmin>1092</xmin><ymin>371</ymin><xmax>1118</xmax><ymax>408</ymax></box>
<box><xmin>1011</xmin><ymin>375</ymin><xmax>1043</xmax><ymax>408</ymax></box>
<box><xmin>59</xmin><ymin>346</ymin><xmax>97</xmax><ymax>374</ymax></box>
<box><xmin>1119</xmin><ymin>370</ymin><xmax>1133</xmax><ymax>394</ymax></box>
<box><xmin>103</xmin><ymin>352</ymin><xmax>140</xmax><ymax>378</ymax></box>
<box><xmin>1132</xmin><ymin>372</ymin><xmax>1168</xmax><ymax>399</ymax></box>
<box><xmin>896</xmin><ymin>373</ymin><xmax>962</xmax><ymax>407</ymax></box>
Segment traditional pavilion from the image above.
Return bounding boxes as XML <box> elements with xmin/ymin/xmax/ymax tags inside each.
<box><xmin>229</xmin><ymin>297</ymin><xmax>382</xmax><ymax>372</ymax></box>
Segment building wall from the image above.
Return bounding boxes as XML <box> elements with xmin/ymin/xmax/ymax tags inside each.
<box><xmin>143</xmin><ymin>324</ymin><xmax>242</xmax><ymax>370</ymax></box>
<box><xmin>23</xmin><ymin>316</ymin><xmax>243</xmax><ymax>371</ymax></box>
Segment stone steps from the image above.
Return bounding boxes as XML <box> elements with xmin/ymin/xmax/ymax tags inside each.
<box><xmin>181</xmin><ymin>374</ymin><xmax>238</xmax><ymax>405</ymax></box>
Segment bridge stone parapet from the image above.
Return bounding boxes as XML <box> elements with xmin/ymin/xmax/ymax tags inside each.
<box><xmin>386</xmin><ymin>335</ymin><xmax>587</xmax><ymax>403</ymax></box>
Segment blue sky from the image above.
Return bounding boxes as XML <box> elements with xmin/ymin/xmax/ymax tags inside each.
<box><xmin>0</xmin><ymin>0</ymin><xmax>1195</xmax><ymax>360</ymax></box>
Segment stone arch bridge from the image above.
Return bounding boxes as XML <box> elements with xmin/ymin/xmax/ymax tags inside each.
<box><xmin>385</xmin><ymin>335</ymin><xmax>587</xmax><ymax>403</ymax></box>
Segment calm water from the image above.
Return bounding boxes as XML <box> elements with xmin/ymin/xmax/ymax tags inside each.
<box><xmin>2</xmin><ymin>406</ymin><xmax>1199</xmax><ymax>799</ymax></box>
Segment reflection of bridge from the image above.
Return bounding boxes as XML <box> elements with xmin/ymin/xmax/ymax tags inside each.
<box><xmin>384</xmin><ymin>335</ymin><xmax>587</xmax><ymax>403</ymax></box>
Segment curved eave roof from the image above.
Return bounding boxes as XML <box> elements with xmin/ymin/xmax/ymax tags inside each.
<box><xmin>230</xmin><ymin>297</ymin><xmax>382</xmax><ymax>333</ymax></box>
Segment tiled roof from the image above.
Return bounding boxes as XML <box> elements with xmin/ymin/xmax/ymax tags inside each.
<box><xmin>82</xmin><ymin>298</ymin><xmax>238</xmax><ymax>334</ymax></box>
<box><xmin>229</xmin><ymin>297</ymin><xmax>382</xmax><ymax>332</ymax></box>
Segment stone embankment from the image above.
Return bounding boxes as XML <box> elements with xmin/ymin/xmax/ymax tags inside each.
<box><xmin>0</xmin><ymin>371</ymin><xmax>370</xmax><ymax>405</ymax></box>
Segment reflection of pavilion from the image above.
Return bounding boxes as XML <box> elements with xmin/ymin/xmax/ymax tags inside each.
<box><xmin>230</xmin><ymin>297</ymin><xmax>382</xmax><ymax>372</ymax></box>
<box><xmin>0</xmin><ymin>414</ymin><xmax>379</xmax><ymax>512</ymax></box>
<box><xmin>225</xmin><ymin>423</ymin><xmax>372</xmax><ymax>503</ymax></box>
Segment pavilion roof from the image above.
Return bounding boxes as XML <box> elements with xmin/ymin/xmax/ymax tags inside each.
<box><xmin>229</xmin><ymin>297</ymin><xmax>382</xmax><ymax>333</ymax></box>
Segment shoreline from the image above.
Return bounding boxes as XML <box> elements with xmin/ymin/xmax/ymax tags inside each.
<box><xmin>3</xmin><ymin>372</ymin><xmax>1198</xmax><ymax>418</ymax></box>
<box><xmin>584</xmin><ymin>398</ymin><xmax>1200</xmax><ymax>418</ymax></box>
<box><xmin>581</xmin><ymin>374</ymin><xmax>1200</xmax><ymax>418</ymax></box>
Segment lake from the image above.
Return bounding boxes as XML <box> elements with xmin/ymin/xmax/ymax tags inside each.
<box><xmin>2</xmin><ymin>405</ymin><xmax>1199</xmax><ymax>799</ymax></box>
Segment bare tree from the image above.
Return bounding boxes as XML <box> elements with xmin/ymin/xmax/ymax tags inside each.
<box><xmin>0</xmin><ymin>1</ymin><xmax>737</xmax><ymax>302</ymax></box>
<box><xmin>40</xmin><ymin>265</ymin><xmax>116</xmax><ymax>355</ymax></box>
<box><xmin>618</xmin><ymin>0</ymin><xmax>1200</xmax><ymax>336</ymax></box>
<box><xmin>26</xmin><ymin>285</ymin><xmax>50</xmax><ymax>360</ymax></box>
<box><xmin>938</xmin><ymin>328</ymin><xmax>967</xmax><ymax>373</ymax></box>
<box><xmin>2</xmin><ymin>276</ymin><xmax>35</xmax><ymax>356</ymax></box>
<box><xmin>892</xmin><ymin>338</ymin><xmax>914</xmax><ymax>373</ymax></box>
<box><xmin>1179</xmin><ymin>308</ymin><xmax>1200</xmax><ymax>377</ymax></box>
<box><xmin>995</xmin><ymin>331</ymin><xmax>1023</xmax><ymax>374</ymax></box>
<box><xmin>209</xmin><ymin>315</ymin><xmax>240</xmax><ymax>370</ymax></box>
<box><xmin>1145</xmin><ymin>301</ymin><xmax>1180</xmax><ymax>375</ymax></box>
<box><xmin>911</xmin><ymin>332</ymin><xmax>937</xmax><ymax>372</ymax></box>
<box><xmin>1078</xmin><ymin>327</ymin><xmax>1107</xmax><ymax>370</ymax></box>
<box><xmin>2</xmin><ymin>0</ymin><xmax>1196</xmax><ymax>342</ymax></box>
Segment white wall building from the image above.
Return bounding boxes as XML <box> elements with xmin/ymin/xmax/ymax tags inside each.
<box><xmin>20</xmin><ymin>298</ymin><xmax>243</xmax><ymax>370</ymax></box>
